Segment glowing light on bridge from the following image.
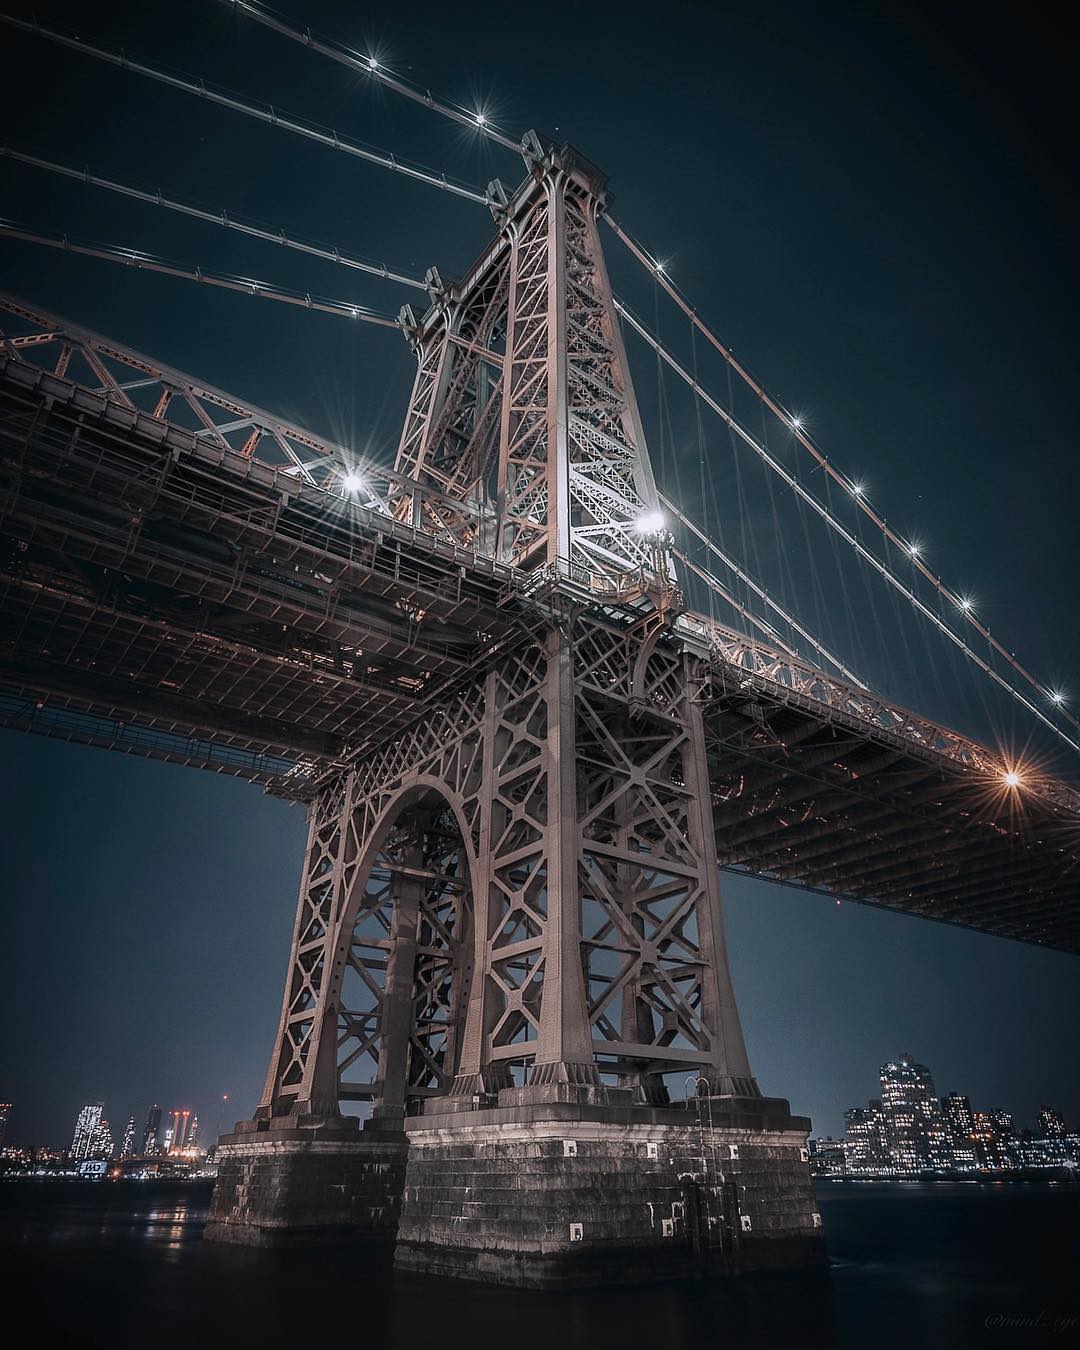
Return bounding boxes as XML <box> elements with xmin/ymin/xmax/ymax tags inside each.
<box><xmin>1051</xmin><ymin>690</ymin><xmax>1066</xmax><ymax>705</ymax></box>
<box><xmin>851</xmin><ymin>481</ymin><xmax>865</xmax><ymax>497</ymax></box>
<box><xmin>341</xmin><ymin>471</ymin><xmax>365</xmax><ymax>495</ymax></box>
<box><xmin>791</xmin><ymin>416</ymin><xmax>803</xmax><ymax>430</ymax></box>
<box><xmin>1002</xmin><ymin>769</ymin><xmax>1023</xmax><ymax>789</ymax></box>
<box><xmin>474</xmin><ymin>110</ymin><xmax>487</xmax><ymax>126</ymax></box>
<box><xmin>958</xmin><ymin>596</ymin><xmax>974</xmax><ymax>612</ymax></box>
<box><xmin>634</xmin><ymin>510</ymin><xmax>666</xmax><ymax>535</ymax></box>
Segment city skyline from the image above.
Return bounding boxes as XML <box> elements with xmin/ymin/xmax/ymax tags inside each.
<box><xmin>2</xmin><ymin>1047</ymin><xmax>1074</xmax><ymax>1155</ymax></box>
<box><xmin>811</xmin><ymin>1051</ymin><xmax>1076</xmax><ymax>1177</ymax></box>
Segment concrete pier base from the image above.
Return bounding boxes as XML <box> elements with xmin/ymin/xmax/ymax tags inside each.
<box><xmin>203</xmin><ymin>1115</ymin><xmax>406</xmax><ymax>1248</ymax></box>
<box><xmin>394</xmin><ymin>1094</ymin><xmax>825</xmax><ymax>1289</ymax></box>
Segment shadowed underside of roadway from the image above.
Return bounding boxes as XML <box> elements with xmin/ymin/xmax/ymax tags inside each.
<box><xmin>2</xmin><ymin>355</ymin><xmax>1078</xmax><ymax>955</ymax></box>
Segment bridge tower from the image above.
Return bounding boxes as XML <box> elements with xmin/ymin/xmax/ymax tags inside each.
<box><xmin>205</xmin><ymin>136</ymin><xmax>823</xmax><ymax>1285</ymax></box>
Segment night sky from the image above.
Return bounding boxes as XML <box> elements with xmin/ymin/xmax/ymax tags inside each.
<box><xmin>1</xmin><ymin>0</ymin><xmax>1077</xmax><ymax>1148</ymax></box>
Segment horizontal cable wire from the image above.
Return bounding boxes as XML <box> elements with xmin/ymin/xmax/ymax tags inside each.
<box><xmin>1</xmin><ymin>146</ymin><xmax>429</xmax><ymax>290</ymax></box>
<box><xmin>217</xmin><ymin>0</ymin><xmax>522</xmax><ymax>151</ymax></box>
<box><xmin>0</xmin><ymin>12</ymin><xmax>489</xmax><ymax>204</ymax></box>
<box><xmin>0</xmin><ymin>220</ymin><xmax>401</xmax><ymax>326</ymax></box>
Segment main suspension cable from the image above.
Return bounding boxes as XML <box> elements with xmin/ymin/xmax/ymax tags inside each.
<box><xmin>0</xmin><ymin>220</ymin><xmax>401</xmax><ymax>327</ymax></box>
<box><xmin>661</xmin><ymin>491</ymin><xmax>868</xmax><ymax>687</ymax></box>
<box><xmin>0</xmin><ymin>12</ymin><xmax>489</xmax><ymax>205</ymax></box>
<box><xmin>217</xmin><ymin>0</ymin><xmax>522</xmax><ymax>152</ymax></box>
<box><xmin>606</xmin><ymin>212</ymin><xmax>1077</xmax><ymax>735</ymax></box>
<box><xmin>2</xmin><ymin>147</ymin><xmax>429</xmax><ymax>292</ymax></box>
<box><xmin>616</xmin><ymin>298</ymin><xmax>1080</xmax><ymax>755</ymax></box>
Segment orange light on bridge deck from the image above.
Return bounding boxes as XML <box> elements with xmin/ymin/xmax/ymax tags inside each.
<box><xmin>1002</xmin><ymin>769</ymin><xmax>1023</xmax><ymax>789</ymax></box>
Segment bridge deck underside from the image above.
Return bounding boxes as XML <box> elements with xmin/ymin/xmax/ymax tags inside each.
<box><xmin>2</xmin><ymin>362</ymin><xmax>1077</xmax><ymax>953</ymax></box>
<box><xmin>0</xmin><ymin>361</ymin><xmax>521</xmax><ymax>785</ymax></box>
<box><xmin>703</xmin><ymin>693</ymin><xmax>1080</xmax><ymax>953</ymax></box>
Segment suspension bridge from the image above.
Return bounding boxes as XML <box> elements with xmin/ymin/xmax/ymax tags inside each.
<box><xmin>1</xmin><ymin>1</ymin><xmax>1077</xmax><ymax>1287</ymax></box>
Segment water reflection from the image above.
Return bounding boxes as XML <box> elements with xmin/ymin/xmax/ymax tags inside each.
<box><xmin>0</xmin><ymin>1180</ymin><xmax>1075</xmax><ymax>1350</ymax></box>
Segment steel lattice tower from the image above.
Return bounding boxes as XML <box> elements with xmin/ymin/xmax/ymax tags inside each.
<box><xmin>204</xmin><ymin>139</ymin><xmax>818</xmax><ymax>1282</ymax></box>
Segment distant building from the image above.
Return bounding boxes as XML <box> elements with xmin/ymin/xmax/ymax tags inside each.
<box><xmin>971</xmin><ymin>1112</ymin><xmax>1011</xmax><ymax>1170</ymax></box>
<box><xmin>942</xmin><ymin>1093</ymin><xmax>974</xmax><ymax>1138</ymax></box>
<box><xmin>142</xmin><ymin>1105</ymin><xmax>162</xmax><ymax>1157</ymax></box>
<box><xmin>70</xmin><ymin>1103</ymin><xmax>104</xmax><ymax>1161</ymax></box>
<box><xmin>89</xmin><ymin>1117</ymin><xmax>114</xmax><ymax>1159</ymax></box>
<box><xmin>844</xmin><ymin>1104</ymin><xmax>886</xmax><ymax>1172</ymax></box>
<box><xmin>808</xmin><ymin>1136</ymin><xmax>846</xmax><ymax>1176</ymax></box>
<box><xmin>1037</xmin><ymin>1106</ymin><xmax>1066</xmax><ymax>1139</ymax></box>
<box><xmin>168</xmin><ymin>1109</ymin><xmax>192</xmax><ymax>1154</ymax></box>
<box><xmin>144</xmin><ymin>1104</ymin><xmax>163</xmax><ymax>1155</ymax></box>
<box><xmin>188</xmin><ymin>1115</ymin><xmax>199</xmax><ymax>1150</ymax></box>
<box><xmin>988</xmin><ymin>1109</ymin><xmax>1015</xmax><ymax>1138</ymax></box>
<box><xmin>0</xmin><ymin>1103</ymin><xmax>10</xmax><ymax>1150</ymax></box>
<box><xmin>879</xmin><ymin>1054</ymin><xmax>944</xmax><ymax>1172</ymax></box>
<box><xmin>1012</xmin><ymin>1135</ymin><xmax>1069</xmax><ymax>1169</ymax></box>
<box><xmin>119</xmin><ymin>1116</ymin><xmax>138</xmax><ymax>1159</ymax></box>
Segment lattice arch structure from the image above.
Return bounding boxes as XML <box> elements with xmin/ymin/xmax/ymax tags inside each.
<box><xmin>257</xmin><ymin>609</ymin><xmax>759</xmax><ymax>1122</ymax></box>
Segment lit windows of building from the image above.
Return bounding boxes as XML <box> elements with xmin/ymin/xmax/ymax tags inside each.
<box><xmin>143</xmin><ymin>1104</ymin><xmax>162</xmax><ymax>1157</ymax></box>
<box><xmin>89</xmin><ymin>1118</ymin><xmax>114</xmax><ymax>1160</ymax></box>
<box><xmin>119</xmin><ymin>1116</ymin><xmax>137</xmax><ymax>1159</ymax></box>
<box><xmin>843</xmin><ymin>1104</ymin><xmax>887</xmax><ymax>1173</ymax></box>
<box><xmin>0</xmin><ymin>1103</ymin><xmax>11</xmax><ymax>1151</ymax></box>
<box><xmin>942</xmin><ymin>1093</ymin><xmax>974</xmax><ymax>1139</ymax></box>
<box><xmin>879</xmin><ymin>1054</ymin><xmax>941</xmax><ymax>1172</ymax></box>
<box><xmin>1037</xmin><ymin>1106</ymin><xmax>1066</xmax><ymax>1139</ymax></box>
<box><xmin>808</xmin><ymin>1136</ymin><xmax>847</xmax><ymax>1176</ymax></box>
<box><xmin>69</xmin><ymin>1103</ymin><xmax>103</xmax><ymax>1161</ymax></box>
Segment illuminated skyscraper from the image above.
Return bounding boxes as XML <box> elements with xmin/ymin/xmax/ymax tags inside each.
<box><xmin>120</xmin><ymin>1116</ymin><xmax>137</xmax><ymax>1159</ymax></box>
<box><xmin>70</xmin><ymin>1102</ymin><xmax>104</xmax><ymax>1161</ymax></box>
<box><xmin>878</xmin><ymin>1054</ymin><xmax>943</xmax><ymax>1172</ymax></box>
<box><xmin>188</xmin><ymin>1115</ymin><xmax>200</xmax><ymax>1150</ymax></box>
<box><xmin>142</xmin><ymin>1104</ymin><xmax>162</xmax><ymax>1156</ymax></box>
<box><xmin>89</xmin><ymin>1118</ymin><xmax>114</xmax><ymax>1159</ymax></box>
<box><xmin>0</xmin><ymin>1102</ymin><xmax>10</xmax><ymax>1151</ymax></box>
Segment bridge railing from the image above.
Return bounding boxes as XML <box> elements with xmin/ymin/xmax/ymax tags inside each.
<box><xmin>679</xmin><ymin>613</ymin><xmax>1080</xmax><ymax>818</ymax></box>
<box><xmin>0</xmin><ymin>291</ymin><xmax>496</xmax><ymax>551</ymax></box>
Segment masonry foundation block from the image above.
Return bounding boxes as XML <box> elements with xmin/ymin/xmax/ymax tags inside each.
<box><xmin>203</xmin><ymin>1115</ymin><xmax>407</xmax><ymax>1248</ymax></box>
<box><xmin>395</xmin><ymin>1095</ymin><xmax>825</xmax><ymax>1288</ymax></box>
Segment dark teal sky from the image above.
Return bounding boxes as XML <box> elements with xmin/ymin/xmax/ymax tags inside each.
<box><xmin>1</xmin><ymin>0</ymin><xmax>1078</xmax><ymax>1146</ymax></box>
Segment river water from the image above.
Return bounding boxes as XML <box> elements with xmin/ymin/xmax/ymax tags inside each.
<box><xmin>1</xmin><ymin>1179</ymin><xmax>1075</xmax><ymax>1348</ymax></box>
